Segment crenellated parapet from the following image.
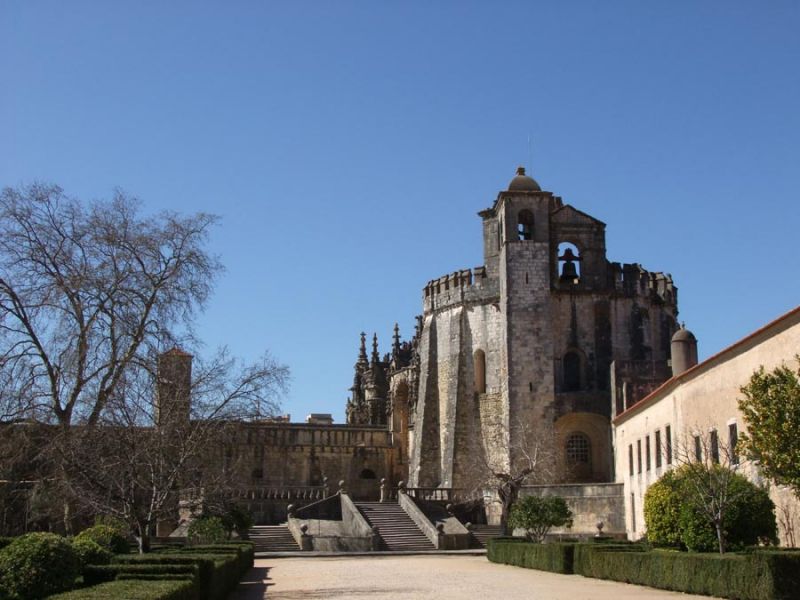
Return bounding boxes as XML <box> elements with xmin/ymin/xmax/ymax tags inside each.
<box><xmin>422</xmin><ymin>266</ymin><xmax>498</xmax><ymax>314</ymax></box>
<box><xmin>609</xmin><ymin>262</ymin><xmax>677</xmax><ymax>306</ymax></box>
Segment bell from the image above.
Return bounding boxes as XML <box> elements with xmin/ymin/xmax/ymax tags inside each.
<box><xmin>560</xmin><ymin>260</ymin><xmax>578</xmax><ymax>281</ymax></box>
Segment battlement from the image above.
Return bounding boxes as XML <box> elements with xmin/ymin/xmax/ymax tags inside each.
<box><xmin>421</xmin><ymin>266</ymin><xmax>498</xmax><ymax>313</ymax></box>
<box><xmin>609</xmin><ymin>262</ymin><xmax>677</xmax><ymax>305</ymax></box>
<box><xmin>423</xmin><ymin>266</ymin><xmax>487</xmax><ymax>297</ymax></box>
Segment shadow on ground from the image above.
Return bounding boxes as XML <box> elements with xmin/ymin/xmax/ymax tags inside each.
<box><xmin>228</xmin><ymin>567</ymin><xmax>272</xmax><ymax>599</ymax></box>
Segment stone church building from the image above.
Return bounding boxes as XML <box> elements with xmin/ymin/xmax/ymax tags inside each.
<box><xmin>346</xmin><ymin>167</ymin><xmax>678</xmax><ymax>493</ymax></box>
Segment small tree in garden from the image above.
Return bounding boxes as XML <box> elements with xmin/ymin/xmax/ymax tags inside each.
<box><xmin>739</xmin><ymin>359</ymin><xmax>800</xmax><ymax>499</ymax></box>
<box><xmin>643</xmin><ymin>462</ymin><xmax>777</xmax><ymax>552</ymax></box>
<box><xmin>508</xmin><ymin>495</ymin><xmax>573</xmax><ymax>542</ymax></box>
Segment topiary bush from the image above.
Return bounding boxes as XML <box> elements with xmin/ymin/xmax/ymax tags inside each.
<box><xmin>187</xmin><ymin>517</ymin><xmax>228</xmax><ymax>545</ymax></box>
<box><xmin>71</xmin><ymin>537</ymin><xmax>113</xmax><ymax>569</ymax></box>
<box><xmin>0</xmin><ymin>532</ymin><xmax>80</xmax><ymax>599</ymax></box>
<box><xmin>75</xmin><ymin>524</ymin><xmax>130</xmax><ymax>554</ymax></box>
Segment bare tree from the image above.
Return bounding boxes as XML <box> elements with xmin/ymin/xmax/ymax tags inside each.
<box><xmin>464</xmin><ymin>416</ymin><xmax>556</xmax><ymax>534</ymax></box>
<box><xmin>0</xmin><ymin>184</ymin><xmax>289</xmax><ymax>540</ymax></box>
<box><xmin>58</xmin><ymin>348</ymin><xmax>287</xmax><ymax>553</ymax></box>
<box><xmin>0</xmin><ymin>183</ymin><xmax>221</xmax><ymax>429</ymax></box>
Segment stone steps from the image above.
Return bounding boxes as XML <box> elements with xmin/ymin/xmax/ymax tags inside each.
<box><xmin>469</xmin><ymin>524</ymin><xmax>504</xmax><ymax>548</ymax></box>
<box><xmin>248</xmin><ymin>524</ymin><xmax>298</xmax><ymax>552</ymax></box>
<box><xmin>355</xmin><ymin>501</ymin><xmax>435</xmax><ymax>551</ymax></box>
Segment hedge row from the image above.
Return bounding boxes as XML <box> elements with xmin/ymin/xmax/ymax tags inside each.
<box><xmin>487</xmin><ymin>540</ymin><xmax>800</xmax><ymax>600</ymax></box>
<box><xmin>47</xmin><ymin>579</ymin><xmax>197</xmax><ymax>600</ymax></box>
<box><xmin>487</xmin><ymin>540</ymin><xmax>574</xmax><ymax>573</ymax></box>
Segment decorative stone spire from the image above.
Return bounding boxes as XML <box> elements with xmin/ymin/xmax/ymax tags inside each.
<box><xmin>392</xmin><ymin>323</ymin><xmax>401</xmax><ymax>357</ymax></box>
<box><xmin>371</xmin><ymin>333</ymin><xmax>380</xmax><ymax>364</ymax></box>
<box><xmin>357</xmin><ymin>332</ymin><xmax>368</xmax><ymax>367</ymax></box>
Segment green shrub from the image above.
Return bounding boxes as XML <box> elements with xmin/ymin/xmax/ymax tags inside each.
<box><xmin>76</xmin><ymin>524</ymin><xmax>130</xmax><ymax>554</ymax></box>
<box><xmin>0</xmin><ymin>537</ymin><xmax>14</xmax><ymax>551</ymax></box>
<box><xmin>187</xmin><ymin>517</ymin><xmax>227</xmax><ymax>545</ymax></box>
<box><xmin>643</xmin><ymin>464</ymin><xmax>778</xmax><ymax>552</ymax></box>
<box><xmin>46</xmin><ymin>579</ymin><xmax>196</xmax><ymax>600</ymax></box>
<box><xmin>507</xmin><ymin>496</ymin><xmax>573</xmax><ymax>542</ymax></box>
<box><xmin>0</xmin><ymin>532</ymin><xmax>80</xmax><ymax>599</ymax></box>
<box><xmin>643</xmin><ymin>470</ymin><xmax>683</xmax><ymax>547</ymax></box>
<box><xmin>71</xmin><ymin>537</ymin><xmax>113</xmax><ymax>569</ymax></box>
<box><xmin>487</xmin><ymin>539</ymin><xmax>574</xmax><ymax>573</ymax></box>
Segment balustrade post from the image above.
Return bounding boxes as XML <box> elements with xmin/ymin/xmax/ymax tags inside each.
<box><xmin>436</xmin><ymin>523</ymin><xmax>445</xmax><ymax>549</ymax></box>
<box><xmin>338</xmin><ymin>479</ymin><xmax>347</xmax><ymax>495</ymax></box>
<box><xmin>322</xmin><ymin>476</ymin><xmax>329</xmax><ymax>498</ymax></box>
<box><xmin>397</xmin><ymin>480</ymin><xmax>406</xmax><ymax>496</ymax></box>
<box><xmin>300</xmin><ymin>524</ymin><xmax>313</xmax><ymax>551</ymax></box>
<box><xmin>380</xmin><ymin>478</ymin><xmax>387</xmax><ymax>503</ymax></box>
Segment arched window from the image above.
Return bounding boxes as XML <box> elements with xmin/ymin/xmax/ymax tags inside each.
<box><xmin>474</xmin><ymin>349</ymin><xmax>486</xmax><ymax>394</ymax></box>
<box><xmin>557</xmin><ymin>242</ymin><xmax>581</xmax><ymax>283</ymax></box>
<box><xmin>517</xmin><ymin>210</ymin><xmax>534</xmax><ymax>241</ymax></box>
<box><xmin>566</xmin><ymin>432</ymin><xmax>591</xmax><ymax>466</ymax></box>
<box><xmin>359</xmin><ymin>468</ymin><xmax>376</xmax><ymax>479</ymax></box>
<box><xmin>563</xmin><ymin>351</ymin><xmax>582</xmax><ymax>392</ymax></box>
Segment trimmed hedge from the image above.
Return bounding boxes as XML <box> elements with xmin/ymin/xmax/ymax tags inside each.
<box><xmin>46</xmin><ymin>579</ymin><xmax>196</xmax><ymax>600</ymax></box>
<box><xmin>113</xmin><ymin>552</ymin><xmax>244</xmax><ymax>600</ymax></box>
<box><xmin>487</xmin><ymin>539</ymin><xmax>574</xmax><ymax>573</ymax></box>
<box><xmin>487</xmin><ymin>540</ymin><xmax>800</xmax><ymax>600</ymax></box>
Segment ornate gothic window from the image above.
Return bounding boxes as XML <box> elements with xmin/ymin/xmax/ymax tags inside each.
<box><xmin>517</xmin><ymin>210</ymin><xmax>534</xmax><ymax>240</ymax></box>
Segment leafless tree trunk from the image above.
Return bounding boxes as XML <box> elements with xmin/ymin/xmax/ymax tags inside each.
<box><xmin>463</xmin><ymin>416</ymin><xmax>556</xmax><ymax>535</ymax></box>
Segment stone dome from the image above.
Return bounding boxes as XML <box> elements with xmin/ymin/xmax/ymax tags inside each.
<box><xmin>671</xmin><ymin>326</ymin><xmax>697</xmax><ymax>343</ymax></box>
<box><xmin>508</xmin><ymin>166</ymin><xmax>541</xmax><ymax>192</ymax></box>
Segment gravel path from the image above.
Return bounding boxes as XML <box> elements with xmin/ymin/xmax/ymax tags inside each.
<box><xmin>230</xmin><ymin>555</ymin><xmax>716</xmax><ymax>599</ymax></box>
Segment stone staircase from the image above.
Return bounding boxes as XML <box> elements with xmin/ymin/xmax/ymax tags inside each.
<box><xmin>355</xmin><ymin>502</ymin><xmax>435</xmax><ymax>551</ymax></box>
<box><xmin>469</xmin><ymin>524</ymin><xmax>503</xmax><ymax>548</ymax></box>
<box><xmin>248</xmin><ymin>524</ymin><xmax>299</xmax><ymax>552</ymax></box>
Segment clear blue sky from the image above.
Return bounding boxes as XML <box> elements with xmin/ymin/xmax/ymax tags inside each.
<box><xmin>2</xmin><ymin>1</ymin><xmax>799</xmax><ymax>423</ymax></box>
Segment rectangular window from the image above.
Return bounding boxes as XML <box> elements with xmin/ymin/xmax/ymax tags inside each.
<box><xmin>631</xmin><ymin>493</ymin><xmax>636</xmax><ymax>532</ymax></box>
<box><xmin>637</xmin><ymin>439</ymin><xmax>642</xmax><ymax>474</ymax></box>
<box><xmin>645</xmin><ymin>435</ymin><xmax>651</xmax><ymax>471</ymax></box>
<box><xmin>694</xmin><ymin>435</ymin><xmax>702</xmax><ymax>461</ymax></box>
<box><xmin>710</xmin><ymin>429</ymin><xmax>720</xmax><ymax>464</ymax></box>
<box><xmin>666</xmin><ymin>425</ymin><xmax>672</xmax><ymax>465</ymax></box>
<box><xmin>629</xmin><ymin>444</ymin><xmax>634</xmax><ymax>476</ymax></box>
<box><xmin>729</xmin><ymin>423</ymin><xmax>739</xmax><ymax>465</ymax></box>
<box><xmin>655</xmin><ymin>430</ymin><xmax>662</xmax><ymax>468</ymax></box>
